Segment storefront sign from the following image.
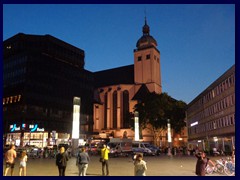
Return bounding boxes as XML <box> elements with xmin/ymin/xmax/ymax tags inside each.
<box><xmin>30</xmin><ymin>124</ymin><xmax>38</xmax><ymax>132</ymax></box>
<box><xmin>37</xmin><ymin>128</ymin><xmax>44</xmax><ymax>132</ymax></box>
<box><xmin>10</xmin><ymin>124</ymin><xmax>21</xmax><ymax>132</ymax></box>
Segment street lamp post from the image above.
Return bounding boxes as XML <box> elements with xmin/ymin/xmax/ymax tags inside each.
<box><xmin>72</xmin><ymin>97</ymin><xmax>81</xmax><ymax>156</ymax></box>
<box><xmin>167</xmin><ymin>119</ymin><xmax>172</xmax><ymax>156</ymax></box>
<box><xmin>134</xmin><ymin>111</ymin><xmax>140</xmax><ymax>141</ymax></box>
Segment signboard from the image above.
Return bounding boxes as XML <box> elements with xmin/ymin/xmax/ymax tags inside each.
<box><xmin>9</xmin><ymin>123</ymin><xmax>44</xmax><ymax>132</ymax></box>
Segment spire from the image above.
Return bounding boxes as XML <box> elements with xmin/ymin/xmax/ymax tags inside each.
<box><xmin>142</xmin><ymin>14</ymin><xmax>150</xmax><ymax>35</ymax></box>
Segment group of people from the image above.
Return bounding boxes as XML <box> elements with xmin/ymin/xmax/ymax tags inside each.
<box><xmin>55</xmin><ymin>143</ymin><xmax>148</xmax><ymax>176</ymax></box>
<box><xmin>8</xmin><ymin>142</ymin><xmax>233</xmax><ymax>176</ymax></box>
<box><xmin>3</xmin><ymin>144</ymin><xmax>28</xmax><ymax>176</ymax></box>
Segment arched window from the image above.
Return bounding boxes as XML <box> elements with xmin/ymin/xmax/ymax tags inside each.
<box><xmin>122</xmin><ymin>90</ymin><xmax>129</xmax><ymax>128</ymax></box>
<box><xmin>104</xmin><ymin>92</ymin><xmax>108</xmax><ymax>129</ymax></box>
<box><xmin>112</xmin><ymin>91</ymin><xmax>117</xmax><ymax>129</ymax></box>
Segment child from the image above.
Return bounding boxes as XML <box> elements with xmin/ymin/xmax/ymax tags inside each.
<box><xmin>134</xmin><ymin>153</ymin><xmax>147</xmax><ymax>176</ymax></box>
<box><xmin>19</xmin><ymin>151</ymin><xmax>28</xmax><ymax>176</ymax></box>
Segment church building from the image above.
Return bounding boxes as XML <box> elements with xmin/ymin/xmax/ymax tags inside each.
<box><xmin>93</xmin><ymin>18</ymin><xmax>163</xmax><ymax>142</ymax></box>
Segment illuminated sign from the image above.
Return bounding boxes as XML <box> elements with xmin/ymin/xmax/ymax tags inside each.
<box><xmin>10</xmin><ymin>124</ymin><xmax>21</xmax><ymax>132</ymax></box>
<box><xmin>190</xmin><ymin>121</ymin><xmax>198</xmax><ymax>127</ymax></box>
<box><xmin>37</xmin><ymin>128</ymin><xmax>44</xmax><ymax>132</ymax></box>
<box><xmin>9</xmin><ymin>123</ymin><xmax>44</xmax><ymax>132</ymax></box>
<box><xmin>30</xmin><ymin>124</ymin><xmax>38</xmax><ymax>132</ymax></box>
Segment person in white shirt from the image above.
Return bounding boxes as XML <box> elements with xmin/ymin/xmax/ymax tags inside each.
<box><xmin>134</xmin><ymin>153</ymin><xmax>147</xmax><ymax>176</ymax></box>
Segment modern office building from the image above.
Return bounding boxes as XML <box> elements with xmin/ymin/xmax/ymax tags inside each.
<box><xmin>3</xmin><ymin>33</ymin><xmax>94</xmax><ymax>147</ymax></box>
<box><xmin>186</xmin><ymin>65</ymin><xmax>235</xmax><ymax>153</ymax></box>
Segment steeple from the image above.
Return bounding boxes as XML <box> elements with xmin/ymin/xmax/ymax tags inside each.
<box><xmin>134</xmin><ymin>16</ymin><xmax>162</xmax><ymax>94</ymax></box>
<box><xmin>142</xmin><ymin>16</ymin><xmax>150</xmax><ymax>35</ymax></box>
<box><xmin>136</xmin><ymin>17</ymin><xmax>157</xmax><ymax>49</ymax></box>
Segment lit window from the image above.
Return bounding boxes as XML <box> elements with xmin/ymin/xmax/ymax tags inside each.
<box><xmin>18</xmin><ymin>95</ymin><xmax>21</xmax><ymax>102</ymax></box>
<box><xmin>14</xmin><ymin>96</ymin><xmax>17</xmax><ymax>103</ymax></box>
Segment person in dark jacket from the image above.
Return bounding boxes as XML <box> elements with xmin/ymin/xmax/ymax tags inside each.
<box><xmin>76</xmin><ymin>147</ymin><xmax>90</xmax><ymax>176</ymax></box>
<box><xmin>195</xmin><ymin>151</ymin><xmax>214</xmax><ymax>176</ymax></box>
<box><xmin>56</xmin><ymin>147</ymin><xmax>68</xmax><ymax>176</ymax></box>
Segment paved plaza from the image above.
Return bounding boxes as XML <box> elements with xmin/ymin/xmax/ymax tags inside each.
<box><xmin>3</xmin><ymin>154</ymin><xmax>230</xmax><ymax>176</ymax></box>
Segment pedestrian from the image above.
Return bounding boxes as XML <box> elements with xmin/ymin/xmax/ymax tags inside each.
<box><xmin>76</xmin><ymin>147</ymin><xmax>90</xmax><ymax>176</ymax></box>
<box><xmin>232</xmin><ymin>147</ymin><xmax>235</xmax><ymax>163</ymax></box>
<box><xmin>195</xmin><ymin>151</ymin><xmax>214</xmax><ymax>176</ymax></box>
<box><xmin>100</xmin><ymin>144</ymin><xmax>110</xmax><ymax>176</ymax></box>
<box><xmin>4</xmin><ymin>144</ymin><xmax>17</xmax><ymax>176</ymax></box>
<box><xmin>134</xmin><ymin>153</ymin><xmax>147</xmax><ymax>176</ymax></box>
<box><xmin>56</xmin><ymin>147</ymin><xmax>68</xmax><ymax>176</ymax></box>
<box><xmin>19</xmin><ymin>150</ymin><xmax>28</xmax><ymax>176</ymax></box>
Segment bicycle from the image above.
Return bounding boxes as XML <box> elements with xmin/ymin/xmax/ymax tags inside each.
<box><xmin>214</xmin><ymin>157</ymin><xmax>235</xmax><ymax>176</ymax></box>
<box><xmin>205</xmin><ymin>164</ymin><xmax>215</xmax><ymax>174</ymax></box>
<box><xmin>224</xmin><ymin>160</ymin><xmax>235</xmax><ymax>176</ymax></box>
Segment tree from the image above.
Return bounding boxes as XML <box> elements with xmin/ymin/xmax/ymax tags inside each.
<box><xmin>134</xmin><ymin>92</ymin><xmax>187</xmax><ymax>145</ymax></box>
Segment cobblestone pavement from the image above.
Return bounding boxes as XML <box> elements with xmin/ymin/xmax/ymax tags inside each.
<box><xmin>3</xmin><ymin>154</ymin><xmax>231</xmax><ymax>176</ymax></box>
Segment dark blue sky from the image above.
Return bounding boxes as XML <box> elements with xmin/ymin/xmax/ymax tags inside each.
<box><xmin>3</xmin><ymin>4</ymin><xmax>235</xmax><ymax>103</ymax></box>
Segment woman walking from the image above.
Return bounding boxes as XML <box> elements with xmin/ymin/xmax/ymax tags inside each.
<box><xmin>56</xmin><ymin>147</ymin><xmax>69</xmax><ymax>176</ymax></box>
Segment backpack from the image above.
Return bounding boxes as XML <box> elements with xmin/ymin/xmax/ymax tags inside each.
<box><xmin>77</xmin><ymin>153</ymin><xmax>82</xmax><ymax>164</ymax></box>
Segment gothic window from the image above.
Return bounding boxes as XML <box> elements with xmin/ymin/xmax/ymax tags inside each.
<box><xmin>113</xmin><ymin>91</ymin><xmax>117</xmax><ymax>129</ymax></box>
<box><xmin>104</xmin><ymin>92</ymin><xmax>108</xmax><ymax>129</ymax></box>
<box><xmin>122</xmin><ymin>90</ymin><xmax>129</xmax><ymax>128</ymax></box>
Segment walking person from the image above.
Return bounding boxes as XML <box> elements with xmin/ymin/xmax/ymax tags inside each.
<box><xmin>101</xmin><ymin>144</ymin><xmax>110</xmax><ymax>176</ymax></box>
<box><xmin>56</xmin><ymin>147</ymin><xmax>68</xmax><ymax>176</ymax></box>
<box><xmin>232</xmin><ymin>146</ymin><xmax>235</xmax><ymax>163</ymax></box>
<box><xmin>133</xmin><ymin>153</ymin><xmax>147</xmax><ymax>176</ymax></box>
<box><xmin>76</xmin><ymin>147</ymin><xmax>90</xmax><ymax>176</ymax></box>
<box><xmin>4</xmin><ymin>144</ymin><xmax>17</xmax><ymax>176</ymax></box>
<box><xmin>19</xmin><ymin>151</ymin><xmax>28</xmax><ymax>176</ymax></box>
<box><xmin>195</xmin><ymin>151</ymin><xmax>214</xmax><ymax>176</ymax></box>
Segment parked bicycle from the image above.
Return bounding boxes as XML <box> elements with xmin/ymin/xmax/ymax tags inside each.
<box><xmin>214</xmin><ymin>157</ymin><xmax>235</xmax><ymax>176</ymax></box>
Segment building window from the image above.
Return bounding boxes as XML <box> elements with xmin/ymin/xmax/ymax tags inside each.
<box><xmin>112</xmin><ymin>91</ymin><xmax>117</xmax><ymax>129</ymax></box>
<box><xmin>146</xmin><ymin>54</ymin><xmax>150</xmax><ymax>59</ymax></box>
<box><xmin>122</xmin><ymin>90</ymin><xmax>129</xmax><ymax>128</ymax></box>
<box><xmin>104</xmin><ymin>92</ymin><xmax>108</xmax><ymax>129</ymax></box>
<box><xmin>137</xmin><ymin>56</ymin><xmax>142</xmax><ymax>61</ymax></box>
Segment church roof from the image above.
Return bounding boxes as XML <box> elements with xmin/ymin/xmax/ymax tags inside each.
<box><xmin>94</xmin><ymin>65</ymin><xmax>134</xmax><ymax>88</ymax></box>
<box><xmin>131</xmin><ymin>84</ymin><xmax>150</xmax><ymax>101</ymax></box>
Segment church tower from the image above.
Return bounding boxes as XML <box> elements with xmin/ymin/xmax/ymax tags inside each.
<box><xmin>134</xmin><ymin>18</ymin><xmax>162</xmax><ymax>94</ymax></box>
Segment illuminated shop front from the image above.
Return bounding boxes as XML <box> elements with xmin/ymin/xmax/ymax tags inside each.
<box><xmin>6</xmin><ymin>123</ymin><xmax>70</xmax><ymax>147</ymax></box>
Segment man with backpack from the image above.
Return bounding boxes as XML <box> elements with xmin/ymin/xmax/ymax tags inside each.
<box><xmin>76</xmin><ymin>147</ymin><xmax>90</xmax><ymax>176</ymax></box>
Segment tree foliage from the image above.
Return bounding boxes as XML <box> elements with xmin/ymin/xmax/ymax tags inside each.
<box><xmin>134</xmin><ymin>92</ymin><xmax>187</xmax><ymax>137</ymax></box>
